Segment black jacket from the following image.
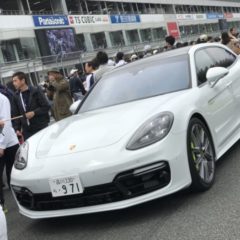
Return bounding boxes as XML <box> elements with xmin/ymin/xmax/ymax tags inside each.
<box><xmin>69</xmin><ymin>76</ymin><xmax>86</xmax><ymax>96</ymax></box>
<box><xmin>15</xmin><ymin>86</ymin><xmax>50</xmax><ymax>133</ymax></box>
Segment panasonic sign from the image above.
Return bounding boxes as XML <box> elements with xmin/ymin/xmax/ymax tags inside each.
<box><xmin>33</xmin><ymin>15</ymin><xmax>69</xmax><ymax>27</ymax></box>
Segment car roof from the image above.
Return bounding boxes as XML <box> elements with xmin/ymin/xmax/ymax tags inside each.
<box><xmin>155</xmin><ymin>46</ymin><xmax>192</xmax><ymax>58</ymax></box>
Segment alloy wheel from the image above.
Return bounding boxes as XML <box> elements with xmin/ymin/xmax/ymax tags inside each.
<box><xmin>190</xmin><ymin>123</ymin><xmax>215</xmax><ymax>184</ymax></box>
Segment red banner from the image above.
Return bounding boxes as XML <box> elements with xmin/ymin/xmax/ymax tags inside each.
<box><xmin>224</xmin><ymin>13</ymin><xmax>233</xmax><ymax>19</ymax></box>
<box><xmin>167</xmin><ymin>22</ymin><xmax>180</xmax><ymax>38</ymax></box>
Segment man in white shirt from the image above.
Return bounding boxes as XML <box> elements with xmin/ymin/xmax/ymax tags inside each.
<box><xmin>0</xmin><ymin>205</ymin><xmax>7</xmax><ymax>240</ymax></box>
<box><xmin>94</xmin><ymin>51</ymin><xmax>114</xmax><ymax>82</ymax></box>
<box><xmin>0</xmin><ymin>93</ymin><xmax>19</xmax><ymax>211</ymax></box>
<box><xmin>84</xmin><ymin>60</ymin><xmax>98</xmax><ymax>92</ymax></box>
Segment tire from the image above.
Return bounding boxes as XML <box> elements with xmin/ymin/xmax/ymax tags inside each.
<box><xmin>187</xmin><ymin>117</ymin><xmax>216</xmax><ymax>192</ymax></box>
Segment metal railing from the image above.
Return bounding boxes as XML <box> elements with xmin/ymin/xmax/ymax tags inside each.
<box><xmin>0</xmin><ymin>9</ymin><xmax>26</xmax><ymax>15</ymax></box>
<box><xmin>0</xmin><ymin>9</ymin><xmax>63</xmax><ymax>15</ymax></box>
<box><xmin>1</xmin><ymin>7</ymin><xmax>240</xmax><ymax>17</ymax></box>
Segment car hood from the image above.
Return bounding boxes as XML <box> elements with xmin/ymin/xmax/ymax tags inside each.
<box><xmin>36</xmin><ymin>91</ymin><xmax>187</xmax><ymax>158</ymax></box>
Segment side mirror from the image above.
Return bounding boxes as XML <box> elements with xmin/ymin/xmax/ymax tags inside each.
<box><xmin>69</xmin><ymin>99</ymin><xmax>81</xmax><ymax>114</ymax></box>
<box><xmin>207</xmin><ymin>67</ymin><xmax>229</xmax><ymax>88</ymax></box>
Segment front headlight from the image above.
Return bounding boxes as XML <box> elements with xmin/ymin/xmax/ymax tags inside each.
<box><xmin>14</xmin><ymin>142</ymin><xmax>29</xmax><ymax>170</ymax></box>
<box><xmin>126</xmin><ymin>112</ymin><xmax>174</xmax><ymax>150</ymax></box>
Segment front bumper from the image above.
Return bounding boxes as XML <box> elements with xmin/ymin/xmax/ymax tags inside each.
<box><xmin>12</xmin><ymin>161</ymin><xmax>170</xmax><ymax>211</ymax></box>
<box><xmin>11</xmin><ymin>130</ymin><xmax>192</xmax><ymax>219</ymax></box>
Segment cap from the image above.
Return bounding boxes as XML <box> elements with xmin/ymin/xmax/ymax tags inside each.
<box><xmin>130</xmin><ymin>54</ymin><xmax>138</xmax><ymax>60</ymax></box>
<box><xmin>47</xmin><ymin>68</ymin><xmax>61</xmax><ymax>75</ymax></box>
<box><xmin>199</xmin><ymin>34</ymin><xmax>208</xmax><ymax>42</ymax></box>
<box><xmin>70</xmin><ymin>69</ymin><xmax>78</xmax><ymax>75</ymax></box>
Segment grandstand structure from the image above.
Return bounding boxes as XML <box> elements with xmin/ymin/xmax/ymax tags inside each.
<box><xmin>0</xmin><ymin>0</ymin><xmax>240</xmax><ymax>84</ymax></box>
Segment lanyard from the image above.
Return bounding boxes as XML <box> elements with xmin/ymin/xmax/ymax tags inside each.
<box><xmin>20</xmin><ymin>92</ymin><xmax>30</xmax><ymax>126</ymax></box>
<box><xmin>20</xmin><ymin>92</ymin><xmax>27</xmax><ymax>112</ymax></box>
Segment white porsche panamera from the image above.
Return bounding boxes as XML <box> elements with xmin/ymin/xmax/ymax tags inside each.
<box><xmin>11</xmin><ymin>43</ymin><xmax>240</xmax><ymax>219</ymax></box>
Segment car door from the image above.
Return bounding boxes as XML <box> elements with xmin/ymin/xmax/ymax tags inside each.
<box><xmin>194</xmin><ymin>47</ymin><xmax>237</xmax><ymax>151</ymax></box>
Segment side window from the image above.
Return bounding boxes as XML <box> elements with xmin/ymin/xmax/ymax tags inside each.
<box><xmin>206</xmin><ymin>47</ymin><xmax>236</xmax><ymax>68</ymax></box>
<box><xmin>195</xmin><ymin>49</ymin><xmax>215</xmax><ymax>85</ymax></box>
<box><xmin>195</xmin><ymin>47</ymin><xmax>237</xmax><ymax>86</ymax></box>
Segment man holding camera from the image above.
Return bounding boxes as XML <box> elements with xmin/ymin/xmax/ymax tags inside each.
<box><xmin>47</xmin><ymin>69</ymin><xmax>73</xmax><ymax>121</ymax></box>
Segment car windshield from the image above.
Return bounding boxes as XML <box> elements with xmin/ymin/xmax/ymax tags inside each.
<box><xmin>79</xmin><ymin>54</ymin><xmax>190</xmax><ymax>113</ymax></box>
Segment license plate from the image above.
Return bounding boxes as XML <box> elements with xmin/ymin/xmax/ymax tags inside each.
<box><xmin>49</xmin><ymin>175</ymin><xmax>84</xmax><ymax>197</ymax></box>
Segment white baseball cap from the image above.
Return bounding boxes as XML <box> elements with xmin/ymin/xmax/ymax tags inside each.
<box><xmin>199</xmin><ymin>34</ymin><xmax>208</xmax><ymax>42</ymax></box>
<box><xmin>130</xmin><ymin>54</ymin><xmax>138</xmax><ymax>60</ymax></box>
<box><xmin>70</xmin><ymin>69</ymin><xmax>78</xmax><ymax>75</ymax></box>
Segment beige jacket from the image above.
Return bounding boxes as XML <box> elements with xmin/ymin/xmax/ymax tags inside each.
<box><xmin>51</xmin><ymin>78</ymin><xmax>73</xmax><ymax>121</ymax></box>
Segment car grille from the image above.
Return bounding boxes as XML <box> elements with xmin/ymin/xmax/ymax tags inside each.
<box><xmin>12</xmin><ymin>161</ymin><xmax>171</xmax><ymax>211</ymax></box>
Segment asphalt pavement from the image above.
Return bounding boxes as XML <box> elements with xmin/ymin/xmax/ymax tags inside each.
<box><xmin>5</xmin><ymin>140</ymin><xmax>240</xmax><ymax>240</ymax></box>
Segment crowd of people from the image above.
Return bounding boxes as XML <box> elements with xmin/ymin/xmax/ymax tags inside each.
<box><xmin>0</xmin><ymin>26</ymin><xmax>240</xmax><ymax>239</ymax></box>
<box><xmin>165</xmin><ymin>27</ymin><xmax>240</xmax><ymax>55</ymax></box>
